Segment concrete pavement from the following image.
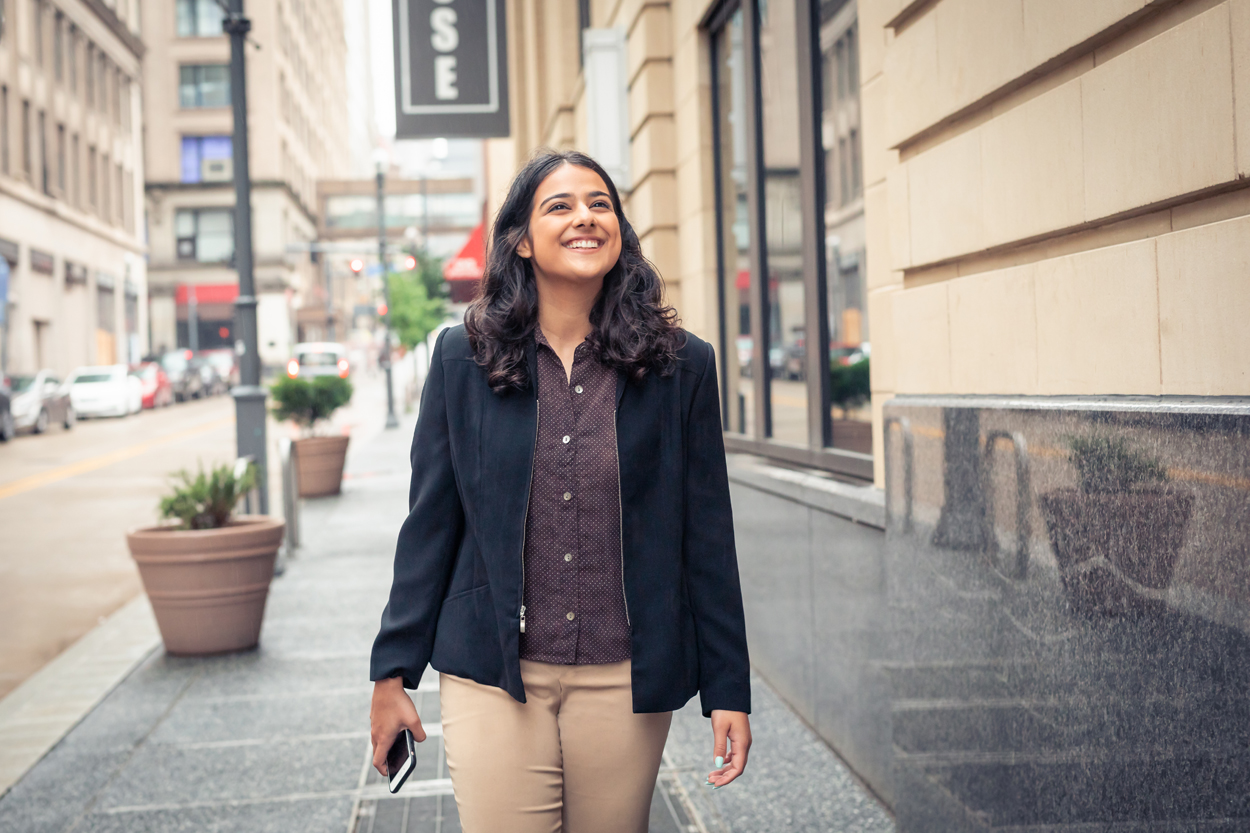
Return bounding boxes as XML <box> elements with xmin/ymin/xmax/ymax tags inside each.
<box><xmin>0</xmin><ymin>396</ymin><xmax>893</xmax><ymax>832</ymax></box>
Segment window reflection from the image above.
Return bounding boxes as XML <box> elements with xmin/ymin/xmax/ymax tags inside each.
<box><xmin>758</xmin><ymin>0</ymin><xmax>807</xmax><ymax>445</ymax></box>
<box><xmin>714</xmin><ymin>10</ymin><xmax>753</xmax><ymax>436</ymax></box>
<box><xmin>821</xmin><ymin>13</ymin><xmax>870</xmax><ymax>454</ymax></box>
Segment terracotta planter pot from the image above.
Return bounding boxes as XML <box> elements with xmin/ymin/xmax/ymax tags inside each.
<box><xmin>127</xmin><ymin>515</ymin><xmax>286</xmax><ymax>655</ymax></box>
<box><xmin>1039</xmin><ymin>488</ymin><xmax>1193</xmax><ymax>615</ymax></box>
<box><xmin>294</xmin><ymin>435</ymin><xmax>350</xmax><ymax>497</ymax></box>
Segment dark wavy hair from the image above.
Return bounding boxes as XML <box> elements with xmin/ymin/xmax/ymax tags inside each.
<box><xmin>464</xmin><ymin>149</ymin><xmax>683</xmax><ymax>393</ymax></box>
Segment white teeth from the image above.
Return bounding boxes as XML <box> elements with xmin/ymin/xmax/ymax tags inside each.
<box><xmin>564</xmin><ymin>240</ymin><xmax>601</xmax><ymax>249</ymax></box>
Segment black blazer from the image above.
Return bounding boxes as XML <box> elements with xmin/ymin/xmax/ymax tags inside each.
<box><xmin>370</xmin><ymin>325</ymin><xmax>750</xmax><ymax>716</ymax></box>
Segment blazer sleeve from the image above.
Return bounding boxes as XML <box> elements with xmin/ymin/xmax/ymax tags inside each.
<box><xmin>370</xmin><ymin>328</ymin><xmax>465</xmax><ymax>689</ymax></box>
<box><xmin>683</xmin><ymin>341</ymin><xmax>752</xmax><ymax>716</ymax></box>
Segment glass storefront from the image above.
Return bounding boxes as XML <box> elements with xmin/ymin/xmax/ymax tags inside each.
<box><xmin>709</xmin><ymin>0</ymin><xmax>871</xmax><ymax>476</ymax></box>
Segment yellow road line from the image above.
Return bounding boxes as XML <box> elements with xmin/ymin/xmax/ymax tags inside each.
<box><xmin>0</xmin><ymin>416</ymin><xmax>236</xmax><ymax>502</ymax></box>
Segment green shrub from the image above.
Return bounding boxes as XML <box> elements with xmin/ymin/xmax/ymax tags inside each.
<box><xmin>270</xmin><ymin>375</ymin><xmax>353</xmax><ymax>431</ymax></box>
<box><xmin>830</xmin><ymin>358</ymin><xmax>871</xmax><ymax>411</ymax></box>
<box><xmin>1065</xmin><ymin>435</ymin><xmax>1167</xmax><ymax>493</ymax></box>
<box><xmin>160</xmin><ymin>462</ymin><xmax>256</xmax><ymax>530</ymax></box>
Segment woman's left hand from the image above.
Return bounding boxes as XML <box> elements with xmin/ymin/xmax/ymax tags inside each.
<box><xmin>706</xmin><ymin>710</ymin><xmax>752</xmax><ymax>788</ymax></box>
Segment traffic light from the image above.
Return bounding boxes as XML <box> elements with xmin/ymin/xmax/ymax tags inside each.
<box><xmin>350</xmin><ymin>258</ymin><xmax>364</xmax><ymax>274</ymax></box>
<box><xmin>377</xmin><ymin>302</ymin><xmax>388</xmax><ymax>317</ymax></box>
<box><xmin>403</xmin><ymin>255</ymin><xmax>417</xmax><ymax>271</ymax></box>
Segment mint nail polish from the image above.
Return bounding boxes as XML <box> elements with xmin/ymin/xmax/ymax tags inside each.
<box><xmin>715</xmin><ymin>756</ymin><xmax>724</xmax><ymax>768</ymax></box>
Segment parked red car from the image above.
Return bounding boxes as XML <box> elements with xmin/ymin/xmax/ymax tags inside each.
<box><xmin>131</xmin><ymin>362</ymin><xmax>175</xmax><ymax>409</ymax></box>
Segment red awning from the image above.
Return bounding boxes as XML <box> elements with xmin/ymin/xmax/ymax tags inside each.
<box><xmin>444</xmin><ymin>223</ymin><xmax>486</xmax><ymax>282</ymax></box>
<box><xmin>176</xmin><ymin>283</ymin><xmax>239</xmax><ymax>304</ymax></box>
<box><xmin>735</xmin><ymin>269</ymin><xmax>750</xmax><ymax>290</ymax></box>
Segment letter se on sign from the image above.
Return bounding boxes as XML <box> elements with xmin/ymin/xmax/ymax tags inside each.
<box><xmin>393</xmin><ymin>0</ymin><xmax>510</xmax><ymax>138</ymax></box>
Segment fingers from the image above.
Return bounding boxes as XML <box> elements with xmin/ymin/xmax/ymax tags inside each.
<box><xmin>706</xmin><ymin>711</ymin><xmax>752</xmax><ymax>789</ymax></box>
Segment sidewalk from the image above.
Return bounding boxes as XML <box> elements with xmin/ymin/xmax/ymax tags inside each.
<box><xmin>0</xmin><ymin>407</ymin><xmax>893</xmax><ymax>833</ymax></box>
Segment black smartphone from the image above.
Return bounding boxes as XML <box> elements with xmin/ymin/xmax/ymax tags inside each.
<box><xmin>386</xmin><ymin>728</ymin><xmax>416</xmax><ymax>794</ymax></box>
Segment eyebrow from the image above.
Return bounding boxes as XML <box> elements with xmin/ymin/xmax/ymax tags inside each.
<box><xmin>538</xmin><ymin>190</ymin><xmax>611</xmax><ymax>209</ymax></box>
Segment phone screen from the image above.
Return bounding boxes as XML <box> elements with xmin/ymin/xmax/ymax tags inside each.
<box><xmin>386</xmin><ymin>731</ymin><xmax>410</xmax><ymax>776</ymax></box>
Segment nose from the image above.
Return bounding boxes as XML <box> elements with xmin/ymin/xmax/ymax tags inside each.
<box><xmin>572</xmin><ymin>200</ymin><xmax>596</xmax><ymax>227</ymax></box>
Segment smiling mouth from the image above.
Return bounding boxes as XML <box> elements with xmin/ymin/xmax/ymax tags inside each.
<box><xmin>563</xmin><ymin>239</ymin><xmax>603</xmax><ymax>250</ymax></box>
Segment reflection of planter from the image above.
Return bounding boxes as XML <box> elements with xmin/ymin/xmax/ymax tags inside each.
<box><xmin>294</xmin><ymin>435</ymin><xmax>350</xmax><ymax>497</ymax></box>
<box><xmin>127</xmin><ymin>516</ymin><xmax>285</xmax><ymax>655</ymax></box>
<box><xmin>1039</xmin><ymin>488</ymin><xmax>1193</xmax><ymax>615</ymax></box>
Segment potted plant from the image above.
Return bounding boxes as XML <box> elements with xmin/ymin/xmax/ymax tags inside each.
<box><xmin>1039</xmin><ymin>435</ymin><xmax>1193</xmax><ymax>615</ymax></box>
<box><xmin>270</xmin><ymin>375</ymin><xmax>354</xmax><ymax>497</ymax></box>
<box><xmin>126</xmin><ymin>463</ymin><xmax>285</xmax><ymax>655</ymax></box>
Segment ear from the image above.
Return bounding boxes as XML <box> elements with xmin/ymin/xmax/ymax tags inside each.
<box><xmin>516</xmin><ymin>236</ymin><xmax>532</xmax><ymax>259</ymax></box>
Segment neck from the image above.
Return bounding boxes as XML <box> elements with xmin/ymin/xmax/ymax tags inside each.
<box><xmin>533</xmin><ymin>269</ymin><xmax>601</xmax><ymax>346</ymax></box>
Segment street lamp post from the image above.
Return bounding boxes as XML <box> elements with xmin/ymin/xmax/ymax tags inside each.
<box><xmin>376</xmin><ymin>153</ymin><xmax>399</xmax><ymax>430</ymax></box>
<box><xmin>224</xmin><ymin>0</ymin><xmax>269</xmax><ymax>512</ymax></box>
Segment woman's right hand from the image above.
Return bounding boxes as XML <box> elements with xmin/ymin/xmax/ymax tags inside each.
<box><xmin>370</xmin><ymin>677</ymin><xmax>427</xmax><ymax>776</ymax></box>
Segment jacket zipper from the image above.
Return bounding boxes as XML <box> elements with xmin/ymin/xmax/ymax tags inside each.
<box><xmin>613</xmin><ymin>408</ymin><xmax>631</xmax><ymax>627</ymax></box>
<box><xmin>519</xmin><ymin>400</ymin><xmax>539</xmax><ymax>634</ymax></box>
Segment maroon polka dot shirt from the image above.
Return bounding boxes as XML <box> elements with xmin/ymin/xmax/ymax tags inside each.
<box><xmin>518</xmin><ymin>329</ymin><xmax>632</xmax><ymax>665</ymax></box>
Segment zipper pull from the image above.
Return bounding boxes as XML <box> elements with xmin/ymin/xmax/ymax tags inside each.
<box><xmin>519</xmin><ymin>605</ymin><xmax>526</xmax><ymax>634</ymax></box>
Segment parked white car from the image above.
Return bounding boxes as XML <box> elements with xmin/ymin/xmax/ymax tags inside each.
<box><xmin>67</xmin><ymin>365</ymin><xmax>143</xmax><ymax>418</ymax></box>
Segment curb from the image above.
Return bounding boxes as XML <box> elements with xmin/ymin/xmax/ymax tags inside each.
<box><xmin>0</xmin><ymin>594</ymin><xmax>160</xmax><ymax>798</ymax></box>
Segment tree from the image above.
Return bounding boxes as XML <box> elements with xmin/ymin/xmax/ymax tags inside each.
<box><xmin>386</xmin><ymin>251</ymin><xmax>447</xmax><ymax>349</ymax></box>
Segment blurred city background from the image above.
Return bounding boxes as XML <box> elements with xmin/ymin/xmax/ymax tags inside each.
<box><xmin>2</xmin><ymin>0</ymin><xmax>1249</xmax><ymax>831</ymax></box>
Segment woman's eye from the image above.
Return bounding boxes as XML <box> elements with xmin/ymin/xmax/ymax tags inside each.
<box><xmin>593</xmin><ymin>200</ymin><xmax>610</xmax><ymax>209</ymax></box>
<box><xmin>547</xmin><ymin>202</ymin><xmax>569</xmax><ymax>212</ymax></box>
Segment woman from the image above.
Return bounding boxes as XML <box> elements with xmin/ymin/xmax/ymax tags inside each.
<box><xmin>369</xmin><ymin>149</ymin><xmax>751</xmax><ymax>833</ymax></box>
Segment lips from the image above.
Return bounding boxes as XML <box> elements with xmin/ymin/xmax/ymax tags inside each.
<box><xmin>562</xmin><ymin>238</ymin><xmax>603</xmax><ymax>250</ymax></box>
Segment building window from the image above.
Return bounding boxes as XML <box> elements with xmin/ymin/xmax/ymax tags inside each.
<box><xmin>176</xmin><ymin>0</ymin><xmax>224</xmax><ymax>37</ymax></box>
<box><xmin>175</xmin><ymin>208</ymin><xmax>234</xmax><ymax>262</ymax></box>
<box><xmin>101</xmin><ymin>151</ymin><xmax>110</xmax><ymax>218</ymax></box>
<box><xmin>21</xmin><ymin>99</ymin><xmax>30</xmax><ymax>179</ymax></box>
<box><xmin>67</xmin><ymin>26</ymin><xmax>77</xmax><ymax>93</ymax></box>
<box><xmin>87</xmin><ymin>145</ymin><xmax>96</xmax><ymax>207</ymax></box>
<box><xmin>38</xmin><ymin>109</ymin><xmax>47</xmax><ymax>194</ymax></box>
<box><xmin>70</xmin><ymin>133</ymin><xmax>78</xmax><ymax>204</ymax></box>
<box><xmin>33</xmin><ymin>0</ymin><xmax>43</xmax><ymax>68</ymax></box>
<box><xmin>53</xmin><ymin>11</ymin><xmax>63</xmax><ymax>81</ymax></box>
<box><xmin>85</xmin><ymin>44</ymin><xmax>94</xmax><ymax>106</ymax></box>
<box><xmin>56</xmin><ymin>123</ymin><xmax>64</xmax><ymax>192</ymax></box>
<box><xmin>179</xmin><ymin>64</ymin><xmax>231</xmax><ymax>108</ymax></box>
<box><xmin>712</xmin><ymin>7</ymin><xmax>751</xmax><ymax>435</ymax></box>
<box><xmin>180</xmin><ymin>135</ymin><xmax>233</xmax><ymax>183</ymax></box>
<box><xmin>1</xmin><ymin>85</ymin><xmax>8</xmax><ymax>175</ymax></box>
<box><xmin>709</xmin><ymin>0</ymin><xmax>870</xmax><ymax>477</ymax></box>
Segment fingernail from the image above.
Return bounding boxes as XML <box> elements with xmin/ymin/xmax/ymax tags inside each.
<box><xmin>712</xmin><ymin>785</ymin><xmax>723</xmax><ymax>791</ymax></box>
<box><xmin>715</xmin><ymin>756</ymin><xmax>724</xmax><ymax>768</ymax></box>
<box><xmin>704</xmin><ymin>780</ymin><xmax>714</xmax><ymax>787</ymax></box>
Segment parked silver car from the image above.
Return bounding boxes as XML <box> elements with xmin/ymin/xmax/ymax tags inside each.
<box><xmin>6</xmin><ymin>370</ymin><xmax>75</xmax><ymax>433</ymax></box>
<box><xmin>287</xmin><ymin>342</ymin><xmax>350</xmax><ymax>379</ymax></box>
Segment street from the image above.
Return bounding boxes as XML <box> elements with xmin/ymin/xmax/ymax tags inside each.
<box><xmin>0</xmin><ymin>396</ymin><xmax>238</xmax><ymax>699</ymax></box>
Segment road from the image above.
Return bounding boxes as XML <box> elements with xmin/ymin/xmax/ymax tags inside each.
<box><xmin>0</xmin><ymin>396</ymin><xmax>239</xmax><ymax>699</ymax></box>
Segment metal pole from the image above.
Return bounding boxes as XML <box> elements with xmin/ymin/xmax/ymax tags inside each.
<box><xmin>322</xmin><ymin>248</ymin><xmax>334</xmax><ymax>342</ymax></box>
<box><xmin>225</xmin><ymin>0</ymin><xmax>269</xmax><ymax>514</ymax></box>
<box><xmin>378</xmin><ymin>164</ymin><xmax>399</xmax><ymax>429</ymax></box>
<box><xmin>187</xmin><ymin>284</ymin><xmax>199</xmax><ymax>351</ymax></box>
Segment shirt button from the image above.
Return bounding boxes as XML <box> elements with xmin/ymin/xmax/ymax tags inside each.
<box><xmin>566</xmin><ymin>611</ymin><xmax>575</xmax><ymax>621</ymax></box>
<box><xmin>562</xmin><ymin>435</ymin><xmax>570</xmax><ymax>444</ymax></box>
<box><xmin>563</xmin><ymin>491</ymin><xmax>572</xmax><ymax>501</ymax></box>
<box><xmin>564</xmin><ymin>553</ymin><xmax>573</xmax><ymax>562</ymax></box>
<box><xmin>574</xmin><ymin>385</ymin><xmax>584</xmax><ymax>394</ymax></box>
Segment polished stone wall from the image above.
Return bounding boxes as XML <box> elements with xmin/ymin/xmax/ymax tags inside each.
<box><xmin>882</xmin><ymin>395</ymin><xmax>1250</xmax><ymax>831</ymax></box>
<box><xmin>732</xmin><ymin>395</ymin><xmax>1250</xmax><ymax>830</ymax></box>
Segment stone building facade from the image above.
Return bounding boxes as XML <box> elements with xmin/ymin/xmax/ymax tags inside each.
<box><xmin>0</xmin><ymin>0</ymin><xmax>147</xmax><ymax>375</ymax></box>
<box><xmin>493</xmin><ymin>1</ymin><xmax>1250</xmax><ymax>828</ymax></box>
<box><xmin>140</xmin><ymin>0</ymin><xmax>351</xmax><ymax>366</ymax></box>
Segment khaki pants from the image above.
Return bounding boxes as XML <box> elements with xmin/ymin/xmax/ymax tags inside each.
<box><xmin>440</xmin><ymin>659</ymin><xmax>672</xmax><ymax>833</ymax></box>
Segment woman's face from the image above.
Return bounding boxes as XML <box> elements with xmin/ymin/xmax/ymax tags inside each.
<box><xmin>517</xmin><ymin>163</ymin><xmax>622</xmax><ymax>287</ymax></box>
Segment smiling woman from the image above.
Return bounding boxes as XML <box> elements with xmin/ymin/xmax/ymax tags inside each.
<box><xmin>369</xmin><ymin>149</ymin><xmax>753</xmax><ymax>833</ymax></box>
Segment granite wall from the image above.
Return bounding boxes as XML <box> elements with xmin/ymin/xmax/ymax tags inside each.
<box><xmin>731</xmin><ymin>395</ymin><xmax>1250</xmax><ymax>831</ymax></box>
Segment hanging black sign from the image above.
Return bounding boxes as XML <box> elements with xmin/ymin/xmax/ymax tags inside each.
<box><xmin>392</xmin><ymin>0</ymin><xmax>510</xmax><ymax>138</ymax></box>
